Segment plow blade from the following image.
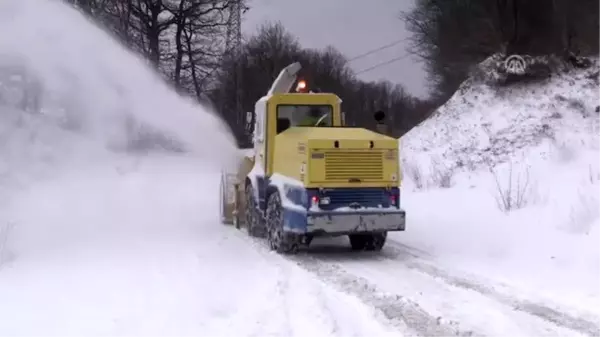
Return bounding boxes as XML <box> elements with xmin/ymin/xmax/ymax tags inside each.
<box><xmin>220</xmin><ymin>172</ymin><xmax>246</xmax><ymax>227</ymax></box>
<box><xmin>219</xmin><ymin>153</ymin><xmax>254</xmax><ymax>228</ymax></box>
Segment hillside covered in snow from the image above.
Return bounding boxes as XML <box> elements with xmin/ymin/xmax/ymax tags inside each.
<box><xmin>397</xmin><ymin>56</ymin><xmax>599</xmax><ymax>318</ymax></box>
<box><xmin>402</xmin><ymin>56</ymin><xmax>599</xmax><ymax>179</ymax></box>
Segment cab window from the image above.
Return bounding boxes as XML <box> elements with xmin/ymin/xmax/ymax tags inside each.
<box><xmin>276</xmin><ymin>104</ymin><xmax>333</xmax><ymax>133</ymax></box>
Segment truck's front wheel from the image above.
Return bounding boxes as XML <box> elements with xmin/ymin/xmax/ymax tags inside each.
<box><xmin>266</xmin><ymin>191</ymin><xmax>298</xmax><ymax>254</ymax></box>
<box><xmin>349</xmin><ymin>232</ymin><xmax>387</xmax><ymax>251</ymax></box>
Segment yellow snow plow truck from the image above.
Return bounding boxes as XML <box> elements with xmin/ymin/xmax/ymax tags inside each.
<box><xmin>219</xmin><ymin>62</ymin><xmax>406</xmax><ymax>254</ymax></box>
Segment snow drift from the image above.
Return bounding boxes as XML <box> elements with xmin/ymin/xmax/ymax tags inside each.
<box><xmin>398</xmin><ymin>56</ymin><xmax>600</xmax><ymax>316</ymax></box>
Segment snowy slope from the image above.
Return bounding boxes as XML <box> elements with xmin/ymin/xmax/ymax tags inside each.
<box><xmin>398</xmin><ymin>57</ymin><xmax>600</xmax><ymax>317</ymax></box>
<box><xmin>402</xmin><ymin>57</ymin><xmax>599</xmax><ymax>177</ymax></box>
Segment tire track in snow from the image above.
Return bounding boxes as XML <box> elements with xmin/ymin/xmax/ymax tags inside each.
<box><xmin>246</xmin><ymin>259</ymin><xmax>295</xmax><ymax>336</ymax></box>
<box><xmin>382</xmin><ymin>240</ymin><xmax>600</xmax><ymax>337</ymax></box>
<box><xmin>243</xmin><ymin>262</ymin><xmax>294</xmax><ymax>336</ymax></box>
<box><xmin>210</xmin><ymin>231</ymin><xmax>294</xmax><ymax>337</ymax></box>
<box><xmin>226</xmin><ymin>226</ymin><xmax>597</xmax><ymax>336</ymax></box>
<box><xmin>286</xmin><ymin>262</ymin><xmax>347</xmax><ymax>337</ymax></box>
<box><xmin>286</xmin><ymin>253</ymin><xmax>479</xmax><ymax>337</ymax></box>
<box><xmin>275</xmin><ymin>265</ymin><xmax>294</xmax><ymax>337</ymax></box>
<box><xmin>230</xmin><ymin>230</ymin><xmax>469</xmax><ymax>336</ymax></box>
<box><xmin>228</xmin><ymin>230</ymin><xmax>374</xmax><ymax>336</ymax></box>
<box><xmin>313</xmin><ymin>281</ymin><xmax>344</xmax><ymax>336</ymax></box>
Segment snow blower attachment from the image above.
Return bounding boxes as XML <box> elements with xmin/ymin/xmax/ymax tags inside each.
<box><xmin>219</xmin><ymin>62</ymin><xmax>406</xmax><ymax>254</ymax></box>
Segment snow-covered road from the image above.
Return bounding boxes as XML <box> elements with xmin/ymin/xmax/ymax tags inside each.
<box><xmin>0</xmin><ymin>160</ymin><xmax>398</xmax><ymax>336</ymax></box>
<box><xmin>293</xmin><ymin>238</ymin><xmax>599</xmax><ymax>337</ymax></box>
<box><xmin>0</xmin><ymin>235</ymin><xmax>397</xmax><ymax>337</ymax></box>
<box><xmin>3</xmin><ymin>159</ymin><xmax>597</xmax><ymax>337</ymax></box>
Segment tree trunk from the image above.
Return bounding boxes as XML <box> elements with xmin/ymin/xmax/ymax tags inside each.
<box><xmin>173</xmin><ymin>1</ymin><xmax>186</xmax><ymax>87</ymax></box>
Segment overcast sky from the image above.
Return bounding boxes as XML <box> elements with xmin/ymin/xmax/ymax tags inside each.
<box><xmin>242</xmin><ymin>0</ymin><xmax>429</xmax><ymax>98</ymax></box>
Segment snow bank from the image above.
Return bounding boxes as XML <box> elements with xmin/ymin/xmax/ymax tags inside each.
<box><xmin>398</xmin><ymin>57</ymin><xmax>600</xmax><ymax>315</ymax></box>
<box><xmin>402</xmin><ymin>57</ymin><xmax>598</xmax><ymax>182</ymax></box>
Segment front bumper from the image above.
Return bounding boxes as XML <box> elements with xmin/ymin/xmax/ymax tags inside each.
<box><xmin>282</xmin><ymin>207</ymin><xmax>406</xmax><ymax>236</ymax></box>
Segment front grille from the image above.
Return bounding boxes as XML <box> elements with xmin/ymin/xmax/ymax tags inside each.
<box><xmin>324</xmin><ymin>150</ymin><xmax>384</xmax><ymax>182</ymax></box>
<box><xmin>319</xmin><ymin>188</ymin><xmax>388</xmax><ymax>210</ymax></box>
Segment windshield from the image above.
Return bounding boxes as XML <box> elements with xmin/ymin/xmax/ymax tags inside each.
<box><xmin>276</xmin><ymin>104</ymin><xmax>333</xmax><ymax>129</ymax></box>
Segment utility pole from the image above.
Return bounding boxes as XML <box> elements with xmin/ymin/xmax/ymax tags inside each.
<box><xmin>224</xmin><ymin>0</ymin><xmax>249</xmax><ymax>146</ymax></box>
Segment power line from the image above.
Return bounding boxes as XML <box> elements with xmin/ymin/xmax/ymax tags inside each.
<box><xmin>348</xmin><ymin>37</ymin><xmax>409</xmax><ymax>62</ymax></box>
<box><xmin>355</xmin><ymin>52</ymin><xmax>412</xmax><ymax>75</ymax></box>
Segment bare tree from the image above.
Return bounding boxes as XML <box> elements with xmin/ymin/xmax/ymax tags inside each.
<box><xmin>65</xmin><ymin>0</ymin><xmax>234</xmax><ymax>98</ymax></box>
<box><xmin>210</xmin><ymin>21</ymin><xmax>429</xmax><ymax>145</ymax></box>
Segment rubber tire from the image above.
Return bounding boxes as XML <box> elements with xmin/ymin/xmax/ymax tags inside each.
<box><xmin>349</xmin><ymin>232</ymin><xmax>387</xmax><ymax>251</ymax></box>
<box><xmin>304</xmin><ymin>235</ymin><xmax>313</xmax><ymax>247</ymax></box>
<box><xmin>266</xmin><ymin>191</ymin><xmax>298</xmax><ymax>254</ymax></box>
<box><xmin>244</xmin><ymin>184</ymin><xmax>265</xmax><ymax>237</ymax></box>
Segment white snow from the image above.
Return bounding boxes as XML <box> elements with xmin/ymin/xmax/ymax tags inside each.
<box><xmin>1</xmin><ymin>0</ymin><xmax>598</xmax><ymax>335</ymax></box>
<box><xmin>0</xmin><ymin>0</ymin><xmax>399</xmax><ymax>335</ymax></box>
<box><xmin>317</xmin><ymin>244</ymin><xmax>589</xmax><ymax>337</ymax></box>
<box><xmin>398</xmin><ymin>57</ymin><xmax>600</xmax><ymax>317</ymax></box>
<box><xmin>0</xmin><ymin>0</ymin><xmax>238</xmax><ymax>171</ymax></box>
<box><xmin>0</xmin><ymin>159</ymin><xmax>396</xmax><ymax>336</ymax></box>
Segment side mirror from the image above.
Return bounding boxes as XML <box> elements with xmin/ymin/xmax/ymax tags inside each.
<box><xmin>245</xmin><ymin>111</ymin><xmax>254</xmax><ymax>134</ymax></box>
<box><xmin>374</xmin><ymin>110</ymin><xmax>385</xmax><ymax>123</ymax></box>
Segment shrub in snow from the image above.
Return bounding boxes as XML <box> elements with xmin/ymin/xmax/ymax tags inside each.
<box><xmin>555</xmin><ymin>94</ymin><xmax>593</xmax><ymax>118</ymax></box>
<box><xmin>569</xmin><ymin>189</ymin><xmax>600</xmax><ymax>234</ymax></box>
<box><xmin>429</xmin><ymin>159</ymin><xmax>453</xmax><ymax>189</ymax></box>
<box><xmin>403</xmin><ymin>161</ymin><xmax>423</xmax><ymax>189</ymax></box>
<box><xmin>0</xmin><ymin>222</ymin><xmax>14</xmax><ymax>267</ymax></box>
<box><xmin>588</xmin><ymin>164</ymin><xmax>600</xmax><ymax>184</ymax></box>
<box><xmin>553</xmin><ymin>140</ymin><xmax>577</xmax><ymax>163</ymax></box>
<box><xmin>488</xmin><ymin>162</ymin><xmax>532</xmax><ymax>213</ymax></box>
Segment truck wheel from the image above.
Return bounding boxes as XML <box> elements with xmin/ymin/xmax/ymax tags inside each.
<box><xmin>245</xmin><ymin>184</ymin><xmax>265</xmax><ymax>237</ymax></box>
<box><xmin>367</xmin><ymin>232</ymin><xmax>387</xmax><ymax>251</ymax></box>
<box><xmin>304</xmin><ymin>235</ymin><xmax>313</xmax><ymax>247</ymax></box>
<box><xmin>349</xmin><ymin>232</ymin><xmax>387</xmax><ymax>251</ymax></box>
<box><xmin>349</xmin><ymin>234</ymin><xmax>367</xmax><ymax>251</ymax></box>
<box><xmin>266</xmin><ymin>191</ymin><xmax>298</xmax><ymax>254</ymax></box>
